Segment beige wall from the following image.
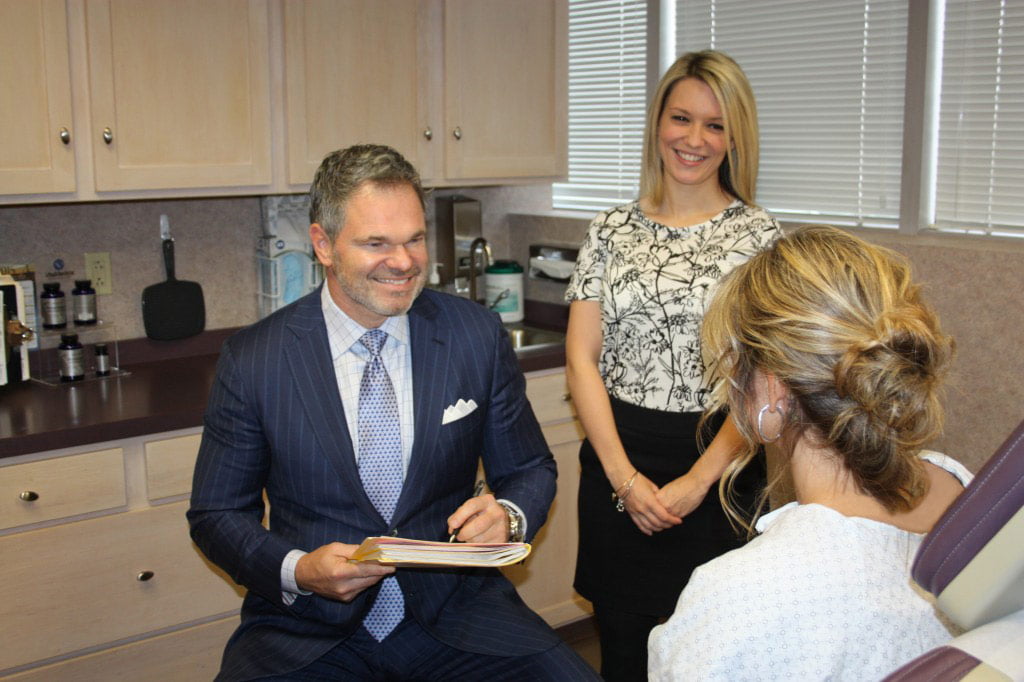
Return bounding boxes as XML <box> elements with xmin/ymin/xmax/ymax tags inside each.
<box><xmin>511</xmin><ymin>212</ymin><xmax>1024</xmax><ymax>474</ymax></box>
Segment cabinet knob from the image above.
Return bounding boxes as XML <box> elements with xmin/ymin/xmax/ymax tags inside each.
<box><xmin>452</xmin><ymin>126</ymin><xmax>462</xmax><ymax>140</ymax></box>
<box><xmin>423</xmin><ymin>127</ymin><xmax>433</xmax><ymax>141</ymax></box>
<box><xmin>102</xmin><ymin>127</ymin><xmax>113</xmax><ymax>144</ymax></box>
<box><xmin>19</xmin><ymin>490</ymin><xmax>39</xmax><ymax>502</ymax></box>
<box><xmin>136</xmin><ymin>570</ymin><xmax>155</xmax><ymax>582</ymax></box>
<box><xmin>59</xmin><ymin>127</ymin><xmax>71</xmax><ymax>145</ymax></box>
<box><xmin>562</xmin><ymin>393</ymin><xmax>571</xmax><ymax>402</ymax></box>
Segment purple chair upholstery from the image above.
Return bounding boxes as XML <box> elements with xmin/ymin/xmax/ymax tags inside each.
<box><xmin>883</xmin><ymin>418</ymin><xmax>1024</xmax><ymax>681</ymax></box>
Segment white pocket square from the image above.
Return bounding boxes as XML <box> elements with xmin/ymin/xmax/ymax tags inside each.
<box><xmin>442</xmin><ymin>399</ymin><xmax>478</xmax><ymax>425</ymax></box>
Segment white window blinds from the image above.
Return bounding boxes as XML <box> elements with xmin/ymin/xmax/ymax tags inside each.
<box><xmin>934</xmin><ymin>0</ymin><xmax>1024</xmax><ymax>236</ymax></box>
<box><xmin>676</xmin><ymin>0</ymin><xmax>908</xmax><ymax>228</ymax></box>
<box><xmin>552</xmin><ymin>0</ymin><xmax>648</xmax><ymax>212</ymax></box>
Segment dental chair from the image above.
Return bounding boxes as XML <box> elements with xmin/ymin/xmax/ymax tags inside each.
<box><xmin>884</xmin><ymin>418</ymin><xmax>1024</xmax><ymax>681</ymax></box>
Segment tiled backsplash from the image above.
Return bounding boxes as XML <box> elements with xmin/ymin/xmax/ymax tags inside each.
<box><xmin>0</xmin><ymin>183</ymin><xmax>555</xmax><ymax>343</ymax></box>
<box><xmin>1</xmin><ymin>197</ymin><xmax>265</xmax><ymax>343</ymax></box>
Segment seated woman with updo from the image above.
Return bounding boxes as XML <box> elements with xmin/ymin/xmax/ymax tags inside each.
<box><xmin>647</xmin><ymin>225</ymin><xmax>973</xmax><ymax>681</ymax></box>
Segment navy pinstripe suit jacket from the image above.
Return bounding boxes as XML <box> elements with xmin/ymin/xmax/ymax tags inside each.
<box><xmin>187</xmin><ymin>287</ymin><xmax>559</xmax><ymax>680</ymax></box>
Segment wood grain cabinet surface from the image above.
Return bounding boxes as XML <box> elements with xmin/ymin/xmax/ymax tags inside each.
<box><xmin>504</xmin><ymin>368</ymin><xmax>592</xmax><ymax>628</ymax></box>
<box><xmin>1</xmin><ymin>0</ymin><xmax>566</xmax><ymax>204</ymax></box>
<box><xmin>0</xmin><ymin>0</ymin><xmax>76</xmax><ymax>195</ymax></box>
<box><xmin>0</xmin><ymin>448</ymin><xmax>125</xmax><ymax>531</ymax></box>
<box><xmin>84</xmin><ymin>0</ymin><xmax>273</xmax><ymax>191</ymax></box>
<box><xmin>0</xmin><ymin>428</ymin><xmax>242</xmax><ymax>679</ymax></box>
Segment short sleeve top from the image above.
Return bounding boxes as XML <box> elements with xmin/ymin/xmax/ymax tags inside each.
<box><xmin>565</xmin><ymin>200</ymin><xmax>781</xmax><ymax>412</ymax></box>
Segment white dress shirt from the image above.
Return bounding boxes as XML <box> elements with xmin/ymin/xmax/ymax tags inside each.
<box><xmin>281</xmin><ymin>287</ymin><xmax>415</xmax><ymax>600</ymax></box>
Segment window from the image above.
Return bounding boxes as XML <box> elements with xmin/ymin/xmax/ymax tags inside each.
<box><xmin>934</xmin><ymin>0</ymin><xmax>1024</xmax><ymax>236</ymax></box>
<box><xmin>552</xmin><ymin>0</ymin><xmax>648</xmax><ymax>212</ymax></box>
<box><xmin>556</xmin><ymin>0</ymin><xmax>1024</xmax><ymax>238</ymax></box>
<box><xmin>677</xmin><ymin>0</ymin><xmax>908</xmax><ymax>229</ymax></box>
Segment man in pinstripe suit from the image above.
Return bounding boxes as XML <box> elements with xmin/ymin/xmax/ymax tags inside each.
<box><xmin>188</xmin><ymin>145</ymin><xmax>598</xmax><ymax>680</ymax></box>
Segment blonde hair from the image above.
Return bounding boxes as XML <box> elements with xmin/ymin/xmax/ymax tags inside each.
<box><xmin>701</xmin><ymin>226</ymin><xmax>954</xmax><ymax>531</ymax></box>
<box><xmin>640</xmin><ymin>50</ymin><xmax>760</xmax><ymax>207</ymax></box>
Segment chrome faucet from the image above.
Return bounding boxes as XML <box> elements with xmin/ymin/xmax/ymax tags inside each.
<box><xmin>468</xmin><ymin>237</ymin><xmax>491</xmax><ymax>304</ymax></box>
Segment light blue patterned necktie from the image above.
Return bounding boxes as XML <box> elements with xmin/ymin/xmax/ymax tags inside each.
<box><xmin>356</xmin><ymin>329</ymin><xmax>405</xmax><ymax>640</ymax></box>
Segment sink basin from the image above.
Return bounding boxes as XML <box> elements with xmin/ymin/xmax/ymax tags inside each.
<box><xmin>503</xmin><ymin>324</ymin><xmax>565</xmax><ymax>353</ymax></box>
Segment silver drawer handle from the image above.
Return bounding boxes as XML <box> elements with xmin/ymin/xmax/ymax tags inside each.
<box><xmin>452</xmin><ymin>126</ymin><xmax>462</xmax><ymax>140</ymax></box>
<box><xmin>59</xmin><ymin>127</ymin><xmax>71</xmax><ymax>145</ymax></box>
<box><xmin>20</xmin><ymin>490</ymin><xmax>39</xmax><ymax>502</ymax></box>
<box><xmin>137</xmin><ymin>570</ymin><xmax>155</xmax><ymax>582</ymax></box>
<box><xmin>102</xmin><ymin>127</ymin><xmax>113</xmax><ymax>144</ymax></box>
<box><xmin>423</xmin><ymin>127</ymin><xmax>433</xmax><ymax>140</ymax></box>
<box><xmin>562</xmin><ymin>393</ymin><xmax>571</xmax><ymax>402</ymax></box>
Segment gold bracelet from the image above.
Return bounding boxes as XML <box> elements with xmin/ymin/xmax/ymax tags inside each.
<box><xmin>611</xmin><ymin>470</ymin><xmax>639</xmax><ymax>512</ymax></box>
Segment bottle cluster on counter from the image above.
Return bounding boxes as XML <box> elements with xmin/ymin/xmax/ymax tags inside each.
<box><xmin>40</xmin><ymin>279</ymin><xmax>98</xmax><ymax>329</ymax></box>
<box><xmin>33</xmin><ymin>279</ymin><xmax>125</xmax><ymax>385</ymax></box>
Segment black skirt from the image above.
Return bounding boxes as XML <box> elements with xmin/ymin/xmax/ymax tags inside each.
<box><xmin>573</xmin><ymin>398</ymin><xmax>765</xmax><ymax>616</ymax></box>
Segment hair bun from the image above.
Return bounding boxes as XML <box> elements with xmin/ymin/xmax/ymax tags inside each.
<box><xmin>833</xmin><ymin>304</ymin><xmax>953</xmax><ymax>450</ymax></box>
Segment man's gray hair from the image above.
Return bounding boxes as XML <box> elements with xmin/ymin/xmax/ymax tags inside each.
<box><xmin>309</xmin><ymin>144</ymin><xmax>425</xmax><ymax>241</ymax></box>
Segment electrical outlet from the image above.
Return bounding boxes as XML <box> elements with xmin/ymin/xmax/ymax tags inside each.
<box><xmin>85</xmin><ymin>252</ymin><xmax>113</xmax><ymax>295</ymax></box>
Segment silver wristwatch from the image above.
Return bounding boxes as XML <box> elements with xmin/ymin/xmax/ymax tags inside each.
<box><xmin>496</xmin><ymin>500</ymin><xmax>525</xmax><ymax>543</ymax></box>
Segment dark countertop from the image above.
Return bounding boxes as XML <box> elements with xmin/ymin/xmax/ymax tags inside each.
<box><xmin>0</xmin><ymin>355</ymin><xmax>220</xmax><ymax>459</ymax></box>
<box><xmin>0</xmin><ymin>309</ymin><xmax>567</xmax><ymax>460</ymax></box>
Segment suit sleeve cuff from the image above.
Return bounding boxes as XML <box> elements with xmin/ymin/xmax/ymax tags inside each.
<box><xmin>281</xmin><ymin>548</ymin><xmax>312</xmax><ymax>605</ymax></box>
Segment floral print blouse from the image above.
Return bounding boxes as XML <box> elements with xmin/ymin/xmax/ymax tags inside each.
<box><xmin>565</xmin><ymin>200</ymin><xmax>781</xmax><ymax>412</ymax></box>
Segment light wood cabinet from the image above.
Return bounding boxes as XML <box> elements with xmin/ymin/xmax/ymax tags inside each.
<box><xmin>504</xmin><ymin>368</ymin><xmax>592</xmax><ymax>627</ymax></box>
<box><xmin>4</xmin><ymin>617</ymin><xmax>237</xmax><ymax>682</ymax></box>
<box><xmin>144</xmin><ymin>432</ymin><xmax>202</xmax><ymax>500</ymax></box>
<box><xmin>84</xmin><ymin>0</ymin><xmax>272</xmax><ymax>191</ymax></box>
<box><xmin>0</xmin><ymin>501</ymin><xmax>243</xmax><ymax>672</ymax></box>
<box><xmin>0</xmin><ymin>448</ymin><xmax>125</xmax><ymax>531</ymax></box>
<box><xmin>440</xmin><ymin>0</ymin><xmax>567</xmax><ymax>182</ymax></box>
<box><xmin>282</xmin><ymin>0</ymin><xmax>428</xmax><ymax>184</ymax></box>
<box><xmin>0</xmin><ymin>427</ymin><xmax>243</xmax><ymax>679</ymax></box>
<box><xmin>0</xmin><ymin>0</ymin><xmax>76</xmax><ymax>194</ymax></box>
<box><xmin>280</xmin><ymin>0</ymin><xmax>567</xmax><ymax>187</ymax></box>
<box><xmin>0</xmin><ymin>0</ymin><xmax>565</xmax><ymax>204</ymax></box>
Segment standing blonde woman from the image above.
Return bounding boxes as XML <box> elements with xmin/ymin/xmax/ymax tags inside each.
<box><xmin>648</xmin><ymin>226</ymin><xmax>972</xmax><ymax>680</ymax></box>
<box><xmin>564</xmin><ymin>50</ymin><xmax>781</xmax><ymax>680</ymax></box>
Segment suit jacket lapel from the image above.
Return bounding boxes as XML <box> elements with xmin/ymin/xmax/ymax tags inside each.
<box><xmin>395</xmin><ymin>294</ymin><xmax>451</xmax><ymax>522</ymax></box>
<box><xmin>283</xmin><ymin>291</ymin><xmax>372</xmax><ymax>516</ymax></box>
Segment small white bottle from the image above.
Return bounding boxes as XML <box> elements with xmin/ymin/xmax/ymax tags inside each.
<box><xmin>484</xmin><ymin>260</ymin><xmax>524</xmax><ymax>323</ymax></box>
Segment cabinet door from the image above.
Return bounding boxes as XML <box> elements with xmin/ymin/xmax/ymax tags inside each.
<box><xmin>5</xmin><ymin>616</ymin><xmax>237</xmax><ymax>682</ymax></box>
<box><xmin>283</xmin><ymin>0</ymin><xmax>427</xmax><ymax>186</ymax></box>
<box><xmin>443</xmin><ymin>0</ymin><xmax>567</xmax><ymax>180</ymax></box>
<box><xmin>0</xmin><ymin>448</ymin><xmax>126</xmax><ymax>531</ymax></box>
<box><xmin>0</xmin><ymin>501</ymin><xmax>243</xmax><ymax>672</ymax></box>
<box><xmin>503</xmin><ymin>437</ymin><xmax>591</xmax><ymax>627</ymax></box>
<box><xmin>0</xmin><ymin>0</ymin><xmax>75</xmax><ymax>194</ymax></box>
<box><xmin>85</xmin><ymin>0</ymin><xmax>272</xmax><ymax>191</ymax></box>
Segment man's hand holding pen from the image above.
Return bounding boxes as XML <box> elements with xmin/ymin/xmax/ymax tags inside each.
<box><xmin>446</xmin><ymin>480</ymin><xmax>511</xmax><ymax>543</ymax></box>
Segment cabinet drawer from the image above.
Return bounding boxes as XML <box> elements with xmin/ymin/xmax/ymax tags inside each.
<box><xmin>144</xmin><ymin>432</ymin><xmax>202</xmax><ymax>500</ymax></box>
<box><xmin>0</xmin><ymin>449</ymin><xmax>125</xmax><ymax>530</ymax></box>
<box><xmin>4</xmin><ymin>616</ymin><xmax>237</xmax><ymax>681</ymax></box>
<box><xmin>541</xmin><ymin>420</ymin><xmax>583</xmax><ymax>448</ymax></box>
<box><xmin>0</xmin><ymin>501</ymin><xmax>244</xmax><ymax>671</ymax></box>
<box><xmin>526</xmin><ymin>371</ymin><xmax>574</xmax><ymax>425</ymax></box>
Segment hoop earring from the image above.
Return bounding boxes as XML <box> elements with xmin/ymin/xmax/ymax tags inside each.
<box><xmin>756</xmin><ymin>400</ymin><xmax>785</xmax><ymax>443</ymax></box>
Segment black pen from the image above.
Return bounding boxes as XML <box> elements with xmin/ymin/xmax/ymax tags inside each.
<box><xmin>448</xmin><ymin>479</ymin><xmax>486</xmax><ymax>542</ymax></box>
